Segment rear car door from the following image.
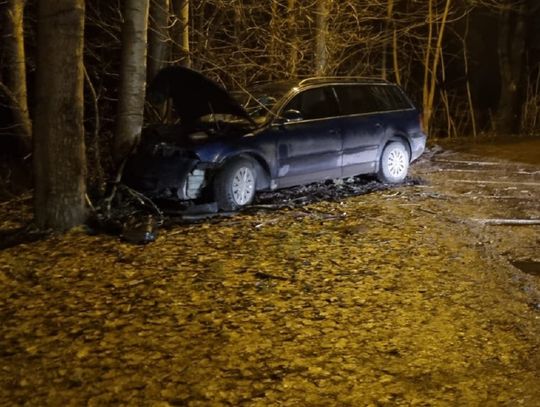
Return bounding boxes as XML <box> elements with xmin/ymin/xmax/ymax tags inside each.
<box><xmin>333</xmin><ymin>84</ymin><xmax>388</xmax><ymax>177</ymax></box>
<box><xmin>274</xmin><ymin>86</ymin><xmax>342</xmax><ymax>188</ymax></box>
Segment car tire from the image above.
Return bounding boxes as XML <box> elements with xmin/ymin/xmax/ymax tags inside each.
<box><xmin>377</xmin><ymin>141</ymin><xmax>410</xmax><ymax>183</ymax></box>
<box><xmin>214</xmin><ymin>158</ymin><xmax>257</xmax><ymax>211</ymax></box>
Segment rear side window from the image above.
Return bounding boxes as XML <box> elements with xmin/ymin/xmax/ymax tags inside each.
<box><xmin>370</xmin><ymin>85</ymin><xmax>412</xmax><ymax>111</ymax></box>
<box><xmin>333</xmin><ymin>85</ymin><xmax>379</xmax><ymax>115</ymax></box>
<box><xmin>334</xmin><ymin>84</ymin><xmax>412</xmax><ymax>115</ymax></box>
<box><xmin>283</xmin><ymin>86</ymin><xmax>339</xmax><ymax>120</ymax></box>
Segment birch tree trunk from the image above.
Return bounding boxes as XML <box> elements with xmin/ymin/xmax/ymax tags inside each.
<box><xmin>315</xmin><ymin>0</ymin><xmax>331</xmax><ymax>76</ymax></box>
<box><xmin>4</xmin><ymin>0</ymin><xmax>31</xmax><ymax>153</ymax></box>
<box><xmin>422</xmin><ymin>0</ymin><xmax>451</xmax><ymax>133</ymax></box>
<box><xmin>287</xmin><ymin>0</ymin><xmax>299</xmax><ymax>76</ymax></box>
<box><xmin>171</xmin><ymin>0</ymin><xmax>190</xmax><ymax>67</ymax></box>
<box><xmin>148</xmin><ymin>0</ymin><xmax>170</xmax><ymax>81</ymax></box>
<box><xmin>34</xmin><ymin>0</ymin><xmax>86</xmax><ymax>230</ymax></box>
<box><xmin>381</xmin><ymin>0</ymin><xmax>394</xmax><ymax>80</ymax></box>
<box><xmin>269</xmin><ymin>0</ymin><xmax>279</xmax><ymax>74</ymax></box>
<box><xmin>114</xmin><ymin>0</ymin><xmax>150</xmax><ymax>165</ymax></box>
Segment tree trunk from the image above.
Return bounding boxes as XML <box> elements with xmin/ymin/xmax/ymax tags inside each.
<box><xmin>4</xmin><ymin>0</ymin><xmax>31</xmax><ymax>153</ymax></box>
<box><xmin>315</xmin><ymin>0</ymin><xmax>331</xmax><ymax>75</ymax></box>
<box><xmin>114</xmin><ymin>0</ymin><xmax>150</xmax><ymax>165</ymax></box>
<box><xmin>391</xmin><ymin>25</ymin><xmax>401</xmax><ymax>85</ymax></box>
<box><xmin>269</xmin><ymin>0</ymin><xmax>279</xmax><ymax>75</ymax></box>
<box><xmin>34</xmin><ymin>0</ymin><xmax>86</xmax><ymax>230</ymax></box>
<box><xmin>148</xmin><ymin>0</ymin><xmax>170</xmax><ymax>81</ymax></box>
<box><xmin>463</xmin><ymin>13</ymin><xmax>477</xmax><ymax>137</ymax></box>
<box><xmin>494</xmin><ymin>4</ymin><xmax>526</xmax><ymax>134</ymax></box>
<box><xmin>381</xmin><ymin>0</ymin><xmax>394</xmax><ymax>80</ymax></box>
<box><xmin>171</xmin><ymin>0</ymin><xmax>190</xmax><ymax>67</ymax></box>
<box><xmin>422</xmin><ymin>0</ymin><xmax>451</xmax><ymax>133</ymax></box>
<box><xmin>287</xmin><ymin>0</ymin><xmax>299</xmax><ymax>76</ymax></box>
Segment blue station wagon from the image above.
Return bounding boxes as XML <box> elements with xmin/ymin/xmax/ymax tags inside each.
<box><xmin>124</xmin><ymin>67</ymin><xmax>427</xmax><ymax>210</ymax></box>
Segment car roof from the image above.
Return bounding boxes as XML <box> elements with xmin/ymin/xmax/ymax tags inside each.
<box><xmin>249</xmin><ymin>76</ymin><xmax>394</xmax><ymax>92</ymax></box>
<box><xmin>297</xmin><ymin>77</ymin><xmax>392</xmax><ymax>87</ymax></box>
<box><xmin>245</xmin><ymin>77</ymin><xmax>396</xmax><ymax>101</ymax></box>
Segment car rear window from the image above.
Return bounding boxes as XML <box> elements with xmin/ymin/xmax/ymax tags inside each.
<box><xmin>334</xmin><ymin>84</ymin><xmax>412</xmax><ymax>115</ymax></box>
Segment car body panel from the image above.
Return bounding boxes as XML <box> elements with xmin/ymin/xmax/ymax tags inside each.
<box><xmin>275</xmin><ymin>117</ymin><xmax>343</xmax><ymax>188</ymax></box>
<box><xmin>339</xmin><ymin>113</ymin><xmax>386</xmax><ymax>178</ymax></box>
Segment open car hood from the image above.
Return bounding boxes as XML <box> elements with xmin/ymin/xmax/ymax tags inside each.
<box><xmin>147</xmin><ymin>66</ymin><xmax>252</xmax><ymax>124</ymax></box>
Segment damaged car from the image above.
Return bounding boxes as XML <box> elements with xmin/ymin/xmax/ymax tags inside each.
<box><xmin>123</xmin><ymin>67</ymin><xmax>427</xmax><ymax>211</ymax></box>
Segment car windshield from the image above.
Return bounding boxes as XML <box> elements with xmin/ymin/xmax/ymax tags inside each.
<box><xmin>235</xmin><ymin>81</ymin><xmax>297</xmax><ymax>124</ymax></box>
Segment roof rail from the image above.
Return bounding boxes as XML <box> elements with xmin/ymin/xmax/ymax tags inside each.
<box><xmin>298</xmin><ymin>76</ymin><xmax>391</xmax><ymax>86</ymax></box>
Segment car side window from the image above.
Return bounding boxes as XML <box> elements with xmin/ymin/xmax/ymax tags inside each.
<box><xmin>283</xmin><ymin>87</ymin><xmax>339</xmax><ymax>120</ymax></box>
<box><xmin>333</xmin><ymin>85</ymin><xmax>379</xmax><ymax>115</ymax></box>
<box><xmin>370</xmin><ymin>85</ymin><xmax>413</xmax><ymax>111</ymax></box>
<box><xmin>334</xmin><ymin>84</ymin><xmax>413</xmax><ymax>115</ymax></box>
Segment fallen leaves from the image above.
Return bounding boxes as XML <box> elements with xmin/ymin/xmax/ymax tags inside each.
<box><xmin>1</xmin><ymin>169</ymin><xmax>540</xmax><ymax>405</ymax></box>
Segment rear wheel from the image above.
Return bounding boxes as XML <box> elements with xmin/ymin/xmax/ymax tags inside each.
<box><xmin>214</xmin><ymin>158</ymin><xmax>257</xmax><ymax>211</ymax></box>
<box><xmin>377</xmin><ymin>141</ymin><xmax>410</xmax><ymax>183</ymax></box>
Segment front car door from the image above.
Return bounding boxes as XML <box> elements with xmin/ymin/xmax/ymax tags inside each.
<box><xmin>274</xmin><ymin>86</ymin><xmax>342</xmax><ymax>188</ymax></box>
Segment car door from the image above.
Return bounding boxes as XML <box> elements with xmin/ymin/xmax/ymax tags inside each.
<box><xmin>274</xmin><ymin>86</ymin><xmax>342</xmax><ymax>188</ymax></box>
<box><xmin>333</xmin><ymin>84</ymin><xmax>387</xmax><ymax>177</ymax></box>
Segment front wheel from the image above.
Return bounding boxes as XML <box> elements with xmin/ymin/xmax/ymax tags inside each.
<box><xmin>214</xmin><ymin>158</ymin><xmax>257</xmax><ymax>211</ymax></box>
<box><xmin>377</xmin><ymin>141</ymin><xmax>410</xmax><ymax>183</ymax></box>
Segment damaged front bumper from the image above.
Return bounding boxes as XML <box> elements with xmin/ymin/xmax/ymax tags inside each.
<box><xmin>180</xmin><ymin>168</ymin><xmax>206</xmax><ymax>200</ymax></box>
<box><xmin>123</xmin><ymin>143</ymin><xmax>208</xmax><ymax>201</ymax></box>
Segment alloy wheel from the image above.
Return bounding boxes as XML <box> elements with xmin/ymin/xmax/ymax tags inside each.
<box><xmin>386</xmin><ymin>148</ymin><xmax>407</xmax><ymax>178</ymax></box>
<box><xmin>231</xmin><ymin>166</ymin><xmax>255</xmax><ymax>205</ymax></box>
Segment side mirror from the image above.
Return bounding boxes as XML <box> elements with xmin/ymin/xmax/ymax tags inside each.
<box><xmin>274</xmin><ymin>109</ymin><xmax>303</xmax><ymax>125</ymax></box>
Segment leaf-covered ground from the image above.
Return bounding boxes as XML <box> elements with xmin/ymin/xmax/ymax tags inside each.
<box><xmin>1</xmin><ymin>141</ymin><xmax>539</xmax><ymax>406</ymax></box>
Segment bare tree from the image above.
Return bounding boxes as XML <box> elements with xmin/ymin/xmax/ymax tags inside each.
<box><xmin>34</xmin><ymin>0</ymin><xmax>86</xmax><ymax>230</ymax></box>
<box><xmin>2</xmin><ymin>0</ymin><xmax>31</xmax><ymax>153</ymax></box>
<box><xmin>114</xmin><ymin>0</ymin><xmax>150</xmax><ymax>165</ymax></box>
<box><xmin>462</xmin><ymin>13</ymin><xmax>477</xmax><ymax>137</ymax></box>
<box><xmin>171</xmin><ymin>0</ymin><xmax>190</xmax><ymax>67</ymax></box>
<box><xmin>422</xmin><ymin>0</ymin><xmax>452</xmax><ymax>133</ymax></box>
<box><xmin>269</xmin><ymin>0</ymin><xmax>280</xmax><ymax>74</ymax></box>
<box><xmin>494</xmin><ymin>1</ymin><xmax>527</xmax><ymax>133</ymax></box>
<box><xmin>315</xmin><ymin>0</ymin><xmax>331</xmax><ymax>75</ymax></box>
<box><xmin>90</xmin><ymin>0</ymin><xmax>537</xmax><ymax>140</ymax></box>
<box><xmin>148</xmin><ymin>0</ymin><xmax>171</xmax><ymax>81</ymax></box>
<box><xmin>287</xmin><ymin>0</ymin><xmax>300</xmax><ymax>76</ymax></box>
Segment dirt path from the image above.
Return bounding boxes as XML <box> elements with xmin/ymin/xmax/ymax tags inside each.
<box><xmin>417</xmin><ymin>140</ymin><xmax>540</xmax><ymax>265</ymax></box>
<box><xmin>1</xmin><ymin>141</ymin><xmax>539</xmax><ymax>406</ymax></box>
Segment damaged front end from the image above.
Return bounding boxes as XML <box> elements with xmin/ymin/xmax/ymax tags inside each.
<box><xmin>123</xmin><ymin>66</ymin><xmax>257</xmax><ymax>206</ymax></box>
<box><xmin>123</xmin><ymin>126</ymin><xmax>208</xmax><ymax>202</ymax></box>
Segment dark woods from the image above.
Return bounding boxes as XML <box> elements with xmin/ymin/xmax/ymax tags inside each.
<box><xmin>0</xmin><ymin>0</ymin><xmax>539</xmax><ymax>230</ymax></box>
